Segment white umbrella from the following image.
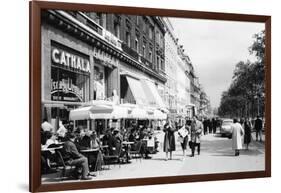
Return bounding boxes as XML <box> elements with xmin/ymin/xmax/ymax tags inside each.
<box><xmin>69</xmin><ymin>104</ymin><xmax>113</xmax><ymax>120</ymax></box>
<box><xmin>120</xmin><ymin>103</ymin><xmax>148</xmax><ymax>119</ymax></box>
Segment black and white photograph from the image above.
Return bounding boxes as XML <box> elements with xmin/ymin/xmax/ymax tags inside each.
<box><xmin>40</xmin><ymin>9</ymin><xmax>266</xmax><ymax>183</ymax></box>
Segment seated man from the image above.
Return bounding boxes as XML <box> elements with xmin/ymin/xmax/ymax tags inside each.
<box><xmin>80</xmin><ymin>129</ymin><xmax>92</xmax><ymax>149</ymax></box>
<box><xmin>102</xmin><ymin>128</ymin><xmax>118</xmax><ymax>155</ymax></box>
<box><xmin>63</xmin><ymin>133</ymin><xmax>92</xmax><ymax>180</ymax></box>
<box><xmin>136</xmin><ymin>127</ymin><xmax>151</xmax><ymax>159</ymax></box>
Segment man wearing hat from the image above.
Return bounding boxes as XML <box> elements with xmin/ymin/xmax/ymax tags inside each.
<box><xmin>63</xmin><ymin>133</ymin><xmax>92</xmax><ymax>180</ymax></box>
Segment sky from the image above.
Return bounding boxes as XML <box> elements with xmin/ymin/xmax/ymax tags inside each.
<box><xmin>168</xmin><ymin>18</ymin><xmax>265</xmax><ymax>109</ymax></box>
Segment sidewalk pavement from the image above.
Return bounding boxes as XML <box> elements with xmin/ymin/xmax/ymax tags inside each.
<box><xmin>42</xmin><ymin>132</ymin><xmax>265</xmax><ymax>183</ymax></box>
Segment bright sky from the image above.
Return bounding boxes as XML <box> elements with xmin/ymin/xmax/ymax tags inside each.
<box><xmin>169</xmin><ymin>18</ymin><xmax>264</xmax><ymax>109</ymax></box>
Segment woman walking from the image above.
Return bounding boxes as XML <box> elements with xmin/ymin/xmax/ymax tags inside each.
<box><xmin>163</xmin><ymin>118</ymin><xmax>176</xmax><ymax>161</ymax></box>
<box><xmin>243</xmin><ymin>118</ymin><xmax>252</xmax><ymax>150</ymax></box>
<box><xmin>231</xmin><ymin>118</ymin><xmax>244</xmax><ymax>156</ymax></box>
<box><xmin>178</xmin><ymin>123</ymin><xmax>190</xmax><ymax>161</ymax></box>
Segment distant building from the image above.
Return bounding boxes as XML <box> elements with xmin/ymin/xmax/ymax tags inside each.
<box><xmin>163</xmin><ymin>18</ymin><xmax>194</xmax><ymax>120</ymax></box>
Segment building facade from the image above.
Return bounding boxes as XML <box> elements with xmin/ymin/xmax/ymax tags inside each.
<box><xmin>163</xmin><ymin>18</ymin><xmax>194</xmax><ymax>120</ymax></box>
<box><xmin>41</xmin><ymin>10</ymin><xmax>210</xmax><ymax>130</ymax></box>
<box><xmin>41</xmin><ymin>10</ymin><xmax>168</xmax><ymax>130</ymax></box>
<box><xmin>100</xmin><ymin>14</ymin><xmax>167</xmax><ymax>108</ymax></box>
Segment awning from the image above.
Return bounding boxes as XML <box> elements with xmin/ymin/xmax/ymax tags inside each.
<box><xmin>141</xmin><ymin>79</ymin><xmax>166</xmax><ymax>109</ymax></box>
<box><xmin>125</xmin><ymin>76</ymin><xmax>148</xmax><ymax>106</ymax></box>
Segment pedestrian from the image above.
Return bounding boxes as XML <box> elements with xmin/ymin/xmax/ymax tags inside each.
<box><xmin>254</xmin><ymin>116</ymin><xmax>263</xmax><ymax>142</ymax></box>
<box><xmin>190</xmin><ymin>116</ymin><xmax>203</xmax><ymax>157</ymax></box>
<box><xmin>231</xmin><ymin>118</ymin><xmax>244</xmax><ymax>156</ymax></box>
<box><xmin>243</xmin><ymin>118</ymin><xmax>252</xmax><ymax>150</ymax></box>
<box><xmin>212</xmin><ymin>118</ymin><xmax>217</xmax><ymax>134</ymax></box>
<box><xmin>208</xmin><ymin>118</ymin><xmax>212</xmax><ymax>134</ymax></box>
<box><xmin>163</xmin><ymin>118</ymin><xmax>176</xmax><ymax>161</ymax></box>
<box><xmin>178</xmin><ymin>123</ymin><xmax>190</xmax><ymax>161</ymax></box>
<box><xmin>203</xmin><ymin>118</ymin><xmax>208</xmax><ymax>135</ymax></box>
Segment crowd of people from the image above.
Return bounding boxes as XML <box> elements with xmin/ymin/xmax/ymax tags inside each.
<box><xmin>41</xmin><ymin>119</ymin><xmax>160</xmax><ymax>180</ymax></box>
<box><xmin>162</xmin><ymin>116</ymin><xmax>204</xmax><ymax>161</ymax></box>
<box><xmin>231</xmin><ymin>116</ymin><xmax>264</xmax><ymax>156</ymax></box>
<box><xmin>40</xmin><ymin>115</ymin><xmax>264</xmax><ymax>180</ymax></box>
<box><xmin>161</xmin><ymin>115</ymin><xmax>264</xmax><ymax>159</ymax></box>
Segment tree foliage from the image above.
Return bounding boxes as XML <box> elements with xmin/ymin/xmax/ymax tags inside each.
<box><xmin>218</xmin><ymin>30</ymin><xmax>265</xmax><ymax>118</ymax></box>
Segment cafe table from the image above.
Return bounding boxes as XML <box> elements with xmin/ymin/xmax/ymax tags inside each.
<box><xmin>122</xmin><ymin>141</ymin><xmax>134</xmax><ymax>163</ymax></box>
<box><xmin>80</xmin><ymin>148</ymin><xmax>103</xmax><ymax>174</ymax></box>
<box><xmin>41</xmin><ymin>146</ymin><xmax>63</xmax><ymax>154</ymax></box>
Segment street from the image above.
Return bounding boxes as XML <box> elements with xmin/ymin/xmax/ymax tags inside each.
<box><xmin>95</xmin><ymin>133</ymin><xmax>264</xmax><ymax>181</ymax></box>
<box><xmin>43</xmin><ymin>132</ymin><xmax>265</xmax><ymax>183</ymax></box>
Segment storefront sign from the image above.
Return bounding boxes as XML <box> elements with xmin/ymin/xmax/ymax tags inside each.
<box><xmin>93</xmin><ymin>48</ymin><xmax>119</xmax><ymax>67</ymax></box>
<box><xmin>103</xmin><ymin>30</ymin><xmax>122</xmax><ymax>49</ymax></box>
<box><xmin>51</xmin><ymin>79</ymin><xmax>83</xmax><ymax>101</ymax></box>
<box><xmin>52</xmin><ymin>48</ymin><xmax>90</xmax><ymax>73</ymax></box>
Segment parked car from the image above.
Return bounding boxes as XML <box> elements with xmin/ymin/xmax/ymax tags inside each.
<box><xmin>220</xmin><ymin>118</ymin><xmax>233</xmax><ymax>138</ymax></box>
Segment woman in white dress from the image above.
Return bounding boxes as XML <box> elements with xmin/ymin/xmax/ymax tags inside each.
<box><xmin>231</xmin><ymin>118</ymin><xmax>244</xmax><ymax>156</ymax></box>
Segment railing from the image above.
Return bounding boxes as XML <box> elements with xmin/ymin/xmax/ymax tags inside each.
<box><xmin>122</xmin><ymin>43</ymin><xmax>139</xmax><ymax>61</ymax></box>
<box><xmin>75</xmin><ymin>12</ymin><xmax>122</xmax><ymax>49</ymax></box>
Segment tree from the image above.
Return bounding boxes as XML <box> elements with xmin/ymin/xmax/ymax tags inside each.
<box><xmin>218</xmin><ymin>30</ymin><xmax>265</xmax><ymax>118</ymax></box>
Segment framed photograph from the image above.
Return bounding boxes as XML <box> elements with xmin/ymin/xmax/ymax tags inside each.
<box><xmin>30</xmin><ymin>0</ymin><xmax>271</xmax><ymax>192</ymax></box>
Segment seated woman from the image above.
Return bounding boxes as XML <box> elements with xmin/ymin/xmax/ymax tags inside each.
<box><xmin>88</xmin><ymin>131</ymin><xmax>103</xmax><ymax>171</ymax></box>
<box><xmin>41</xmin><ymin>132</ymin><xmax>59</xmax><ymax>173</ymax></box>
<box><xmin>80</xmin><ymin>129</ymin><xmax>92</xmax><ymax>149</ymax></box>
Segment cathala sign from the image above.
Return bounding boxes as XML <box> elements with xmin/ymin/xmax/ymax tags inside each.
<box><xmin>51</xmin><ymin>48</ymin><xmax>90</xmax><ymax>73</ymax></box>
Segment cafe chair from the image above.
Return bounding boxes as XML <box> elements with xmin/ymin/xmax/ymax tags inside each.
<box><xmin>102</xmin><ymin>143</ymin><xmax>122</xmax><ymax>169</ymax></box>
<box><xmin>129</xmin><ymin>140</ymin><xmax>143</xmax><ymax>162</ymax></box>
<box><xmin>55</xmin><ymin>149</ymin><xmax>75</xmax><ymax>181</ymax></box>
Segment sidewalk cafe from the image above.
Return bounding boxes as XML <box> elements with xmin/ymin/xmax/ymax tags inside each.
<box><xmin>41</xmin><ymin>99</ymin><xmax>168</xmax><ymax>182</ymax></box>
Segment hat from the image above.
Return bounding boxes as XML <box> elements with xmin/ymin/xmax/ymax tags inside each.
<box><xmin>113</xmin><ymin>128</ymin><xmax>120</xmax><ymax>132</ymax></box>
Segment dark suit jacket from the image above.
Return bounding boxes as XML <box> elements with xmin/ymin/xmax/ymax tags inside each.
<box><xmin>63</xmin><ymin>140</ymin><xmax>83</xmax><ymax>160</ymax></box>
<box><xmin>255</xmin><ymin>118</ymin><xmax>263</xmax><ymax>131</ymax></box>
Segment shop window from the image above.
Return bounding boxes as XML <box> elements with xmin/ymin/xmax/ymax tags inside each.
<box><xmin>51</xmin><ymin>67</ymin><xmax>90</xmax><ymax>102</ymax></box>
<box><xmin>93</xmin><ymin>65</ymin><xmax>105</xmax><ymax>100</ymax></box>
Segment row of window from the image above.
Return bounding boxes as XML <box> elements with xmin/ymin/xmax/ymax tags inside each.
<box><xmin>75</xmin><ymin>12</ymin><xmax>165</xmax><ymax>71</ymax></box>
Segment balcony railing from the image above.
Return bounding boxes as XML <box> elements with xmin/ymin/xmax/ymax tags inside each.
<box><xmin>122</xmin><ymin>43</ymin><xmax>139</xmax><ymax>61</ymax></box>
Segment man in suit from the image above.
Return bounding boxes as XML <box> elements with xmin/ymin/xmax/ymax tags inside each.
<box><xmin>254</xmin><ymin>116</ymin><xmax>263</xmax><ymax>142</ymax></box>
<box><xmin>63</xmin><ymin>133</ymin><xmax>92</xmax><ymax>180</ymax></box>
<box><xmin>102</xmin><ymin>128</ymin><xmax>118</xmax><ymax>155</ymax></box>
<box><xmin>190</xmin><ymin>116</ymin><xmax>203</xmax><ymax>157</ymax></box>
